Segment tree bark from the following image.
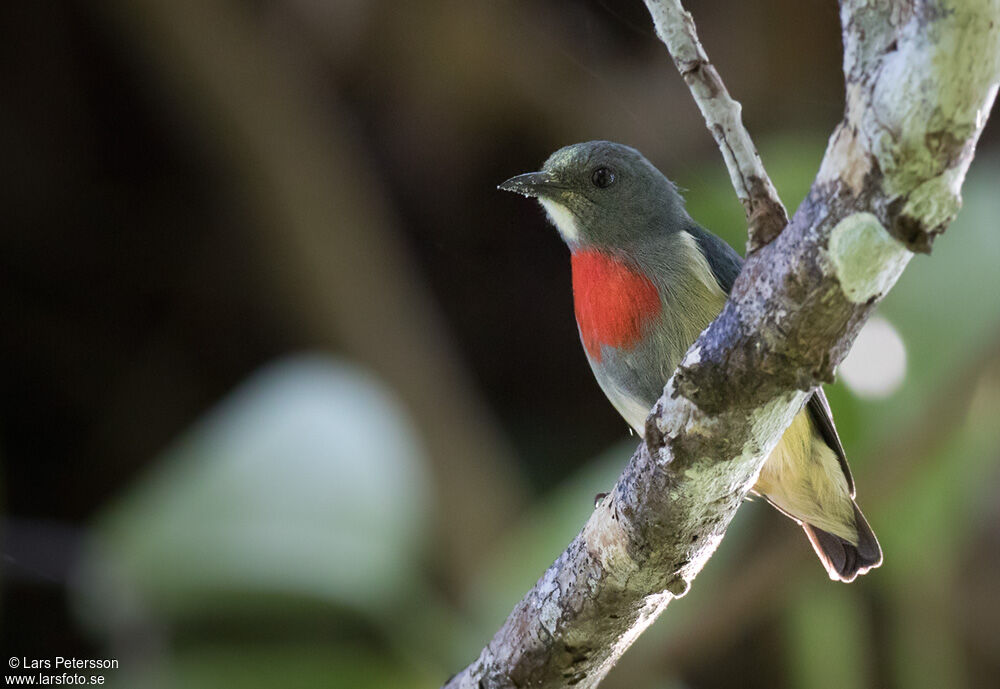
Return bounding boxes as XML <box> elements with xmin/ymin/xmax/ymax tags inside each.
<box><xmin>444</xmin><ymin>1</ymin><xmax>1000</xmax><ymax>687</ymax></box>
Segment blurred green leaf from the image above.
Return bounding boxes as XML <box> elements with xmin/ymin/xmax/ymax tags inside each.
<box><xmin>877</xmin><ymin>369</ymin><xmax>1000</xmax><ymax>578</ymax></box>
<box><xmin>74</xmin><ymin>355</ymin><xmax>432</xmax><ymax>628</ymax></box>
<box><xmin>784</xmin><ymin>579</ymin><xmax>872</xmax><ymax>689</ymax></box>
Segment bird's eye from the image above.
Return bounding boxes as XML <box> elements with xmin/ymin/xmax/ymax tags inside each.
<box><xmin>591</xmin><ymin>166</ymin><xmax>616</xmax><ymax>189</ymax></box>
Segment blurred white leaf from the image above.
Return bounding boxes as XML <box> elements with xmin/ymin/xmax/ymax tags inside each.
<box><xmin>840</xmin><ymin>316</ymin><xmax>907</xmax><ymax>399</ymax></box>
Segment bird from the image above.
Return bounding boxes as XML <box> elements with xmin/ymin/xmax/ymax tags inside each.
<box><xmin>499</xmin><ymin>140</ymin><xmax>882</xmax><ymax>582</ymax></box>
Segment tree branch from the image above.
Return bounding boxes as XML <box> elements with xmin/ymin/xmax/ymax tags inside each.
<box><xmin>609</xmin><ymin>325</ymin><xmax>1000</xmax><ymax>685</ymax></box>
<box><xmin>445</xmin><ymin>1</ymin><xmax>1000</xmax><ymax>687</ymax></box>
<box><xmin>642</xmin><ymin>0</ymin><xmax>788</xmax><ymax>251</ymax></box>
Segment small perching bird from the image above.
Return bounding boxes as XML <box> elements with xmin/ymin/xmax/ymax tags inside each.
<box><xmin>500</xmin><ymin>141</ymin><xmax>882</xmax><ymax>582</ymax></box>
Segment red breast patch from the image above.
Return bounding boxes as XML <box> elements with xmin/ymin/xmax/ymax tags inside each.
<box><xmin>571</xmin><ymin>249</ymin><xmax>661</xmax><ymax>361</ymax></box>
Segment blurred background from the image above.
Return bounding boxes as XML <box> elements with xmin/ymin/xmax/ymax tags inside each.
<box><xmin>3</xmin><ymin>1</ymin><xmax>999</xmax><ymax>687</ymax></box>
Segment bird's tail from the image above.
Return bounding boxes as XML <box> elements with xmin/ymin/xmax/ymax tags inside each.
<box><xmin>802</xmin><ymin>501</ymin><xmax>882</xmax><ymax>582</ymax></box>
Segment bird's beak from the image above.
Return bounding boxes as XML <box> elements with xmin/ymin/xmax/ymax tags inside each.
<box><xmin>498</xmin><ymin>171</ymin><xmax>564</xmax><ymax>199</ymax></box>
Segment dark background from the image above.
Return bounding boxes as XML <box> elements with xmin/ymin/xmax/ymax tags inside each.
<box><xmin>3</xmin><ymin>1</ymin><xmax>999</xmax><ymax>688</ymax></box>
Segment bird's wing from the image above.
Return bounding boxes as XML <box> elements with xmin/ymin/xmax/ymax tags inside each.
<box><xmin>687</xmin><ymin>221</ymin><xmax>856</xmax><ymax>496</ymax></box>
<box><xmin>686</xmin><ymin>222</ymin><xmax>743</xmax><ymax>294</ymax></box>
<box><xmin>806</xmin><ymin>388</ymin><xmax>855</xmax><ymax>496</ymax></box>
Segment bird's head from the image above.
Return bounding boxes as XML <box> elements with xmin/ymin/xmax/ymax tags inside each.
<box><xmin>499</xmin><ymin>141</ymin><xmax>689</xmax><ymax>251</ymax></box>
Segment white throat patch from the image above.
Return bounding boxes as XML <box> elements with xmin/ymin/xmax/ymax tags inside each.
<box><xmin>539</xmin><ymin>199</ymin><xmax>581</xmax><ymax>243</ymax></box>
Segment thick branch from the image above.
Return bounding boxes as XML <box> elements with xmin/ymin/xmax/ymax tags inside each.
<box><xmin>445</xmin><ymin>1</ymin><xmax>1000</xmax><ymax>688</ymax></box>
<box><xmin>642</xmin><ymin>0</ymin><xmax>788</xmax><ymax>251</ymax></box>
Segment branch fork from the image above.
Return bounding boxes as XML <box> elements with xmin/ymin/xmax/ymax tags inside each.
<box><xmin>445</xmin><ymin>1</ymin><xmax>1000</xmax><ymax>687</ymax></box>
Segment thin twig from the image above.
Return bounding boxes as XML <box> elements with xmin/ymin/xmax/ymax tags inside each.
<box><xmin>642</xmin><ymin>0</ymin><xmax>788</xmax><ymax>250</ymax></box>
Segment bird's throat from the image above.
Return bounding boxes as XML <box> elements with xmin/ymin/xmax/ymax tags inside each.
<box><xmin>570</xmin><ymin>249</ymin><xmax>661</xmax><ymax>361</ymax></box>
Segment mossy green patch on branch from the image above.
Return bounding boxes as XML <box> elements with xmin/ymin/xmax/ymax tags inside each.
<box><xmin>827</xmin><ymin>212</ymin><xmax>912</xmax><ymax>304</ymax></box>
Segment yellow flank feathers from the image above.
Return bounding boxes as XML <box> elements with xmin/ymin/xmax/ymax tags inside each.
<box><xmin>754</xmin><ymin>410</ymin><xmax>858</xmax><ymax>543</ymax></box>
